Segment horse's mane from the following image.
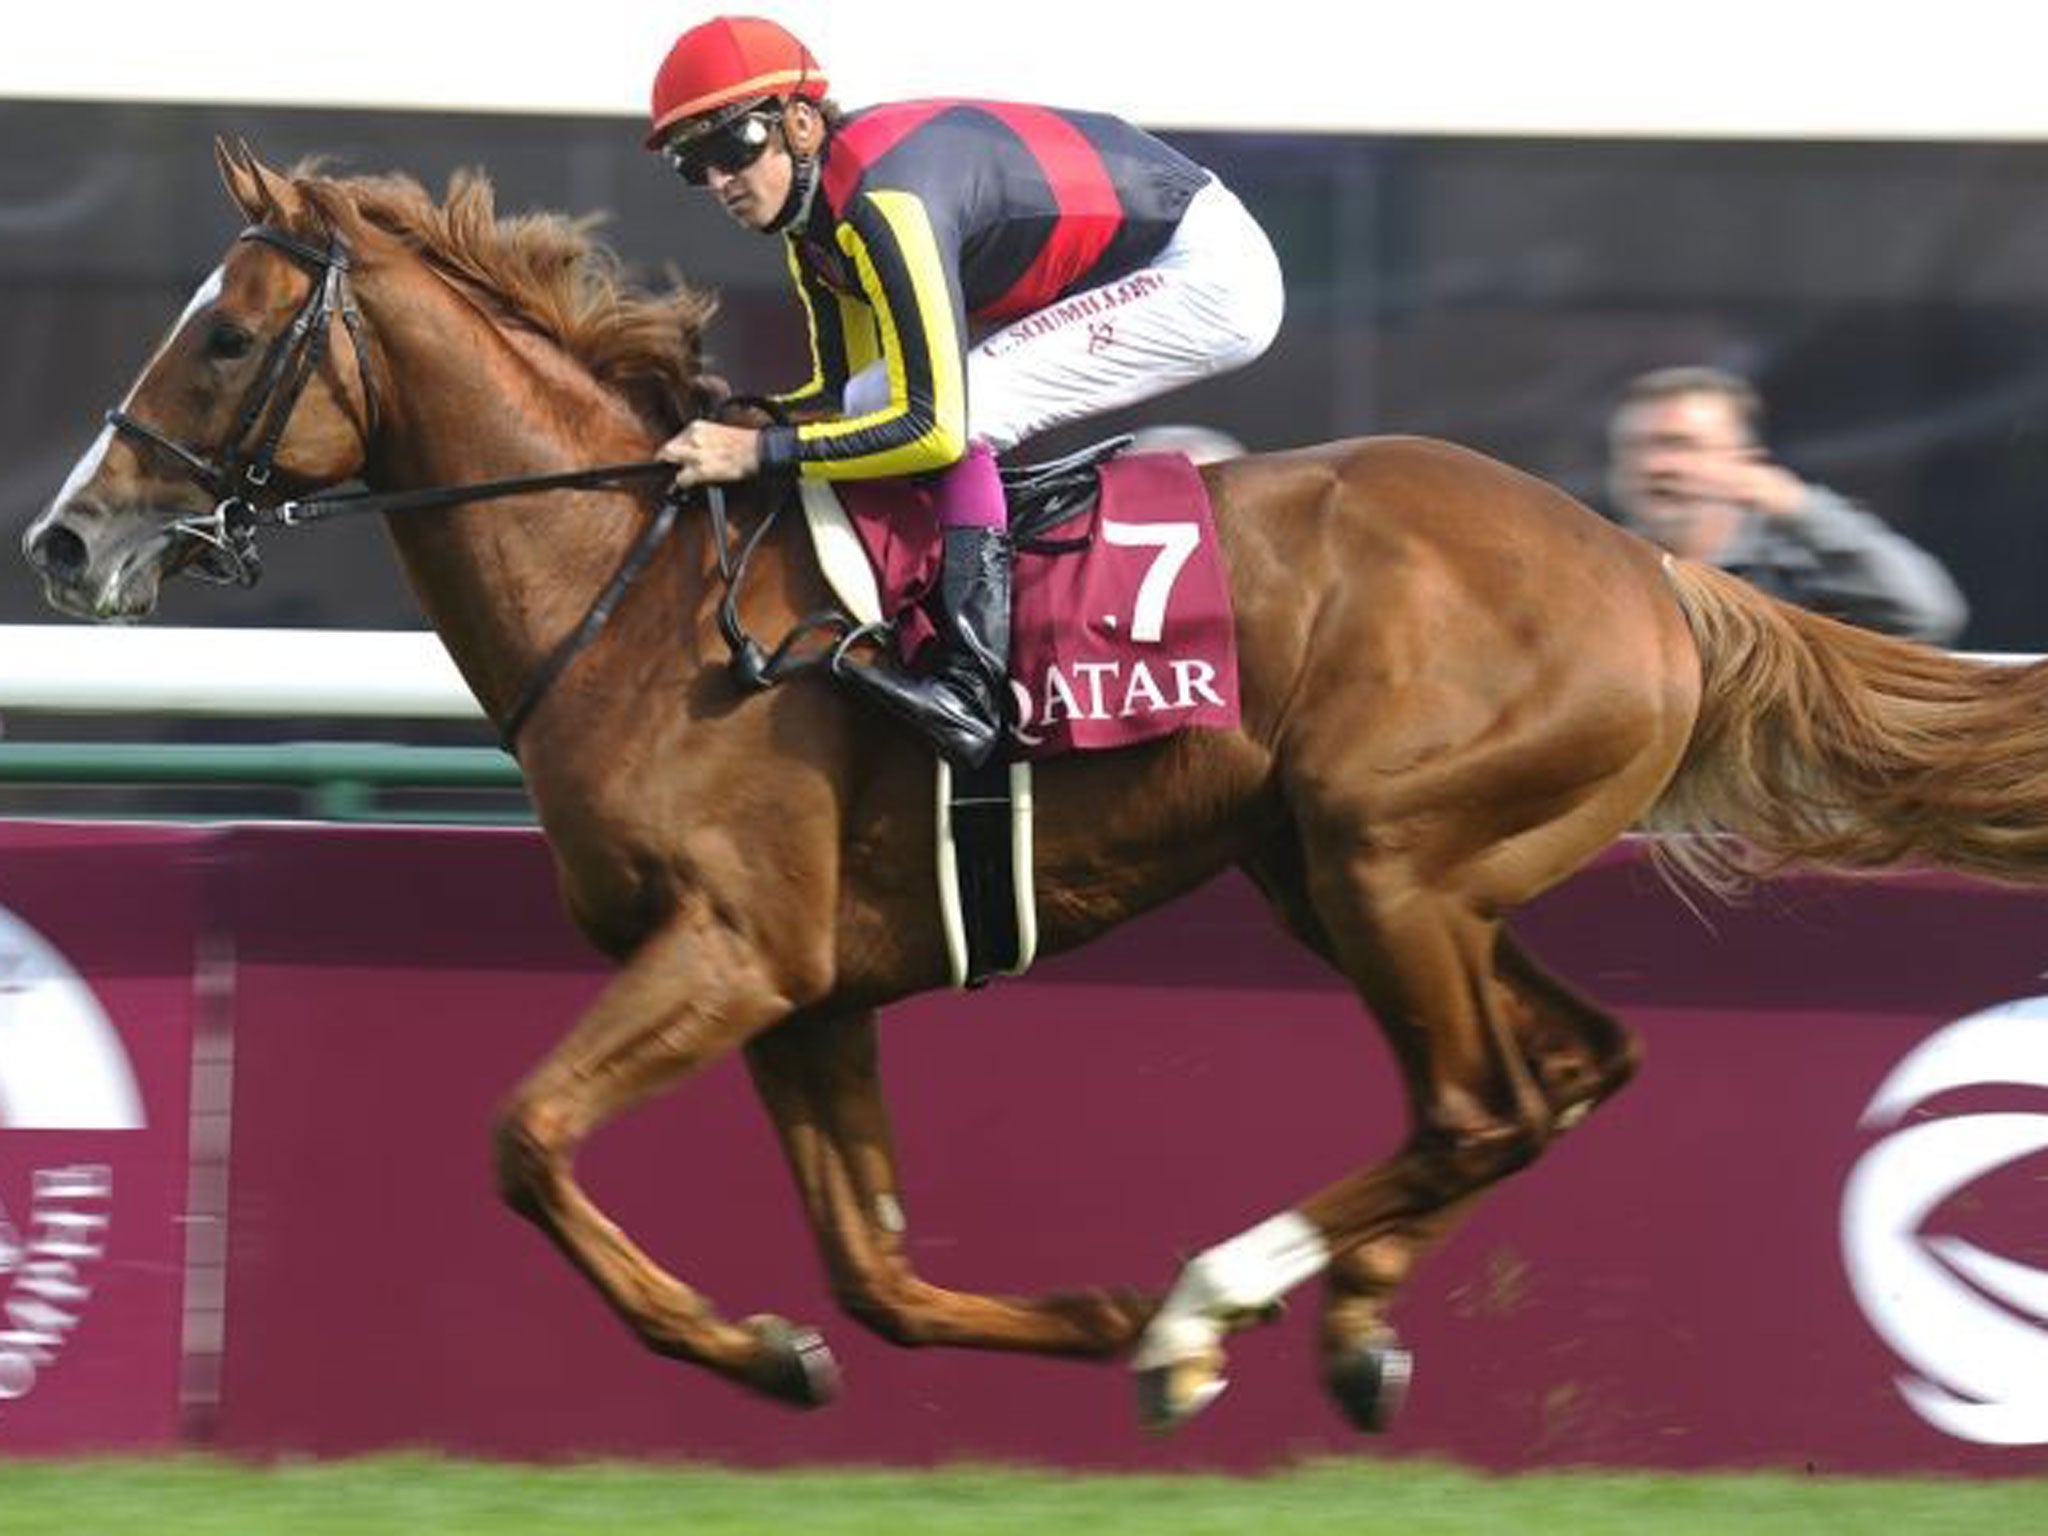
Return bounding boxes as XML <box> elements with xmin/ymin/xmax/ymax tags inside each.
<box><xmin>293</xmin><ymin>162</ymin><xmax>723</xmax><ymax>435</ymax></box>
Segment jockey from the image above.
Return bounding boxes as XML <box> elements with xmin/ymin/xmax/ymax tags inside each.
<box><xmin>648</xmin><ymin>15</ymin><xmax>1285</xmax><ymax>768</ymax></box>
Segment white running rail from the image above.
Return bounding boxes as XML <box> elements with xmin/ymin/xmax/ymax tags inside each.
<box><xmin>0</xmin><ymin>627</ymin><xmax>482</xmax><ymax>718</ymax></box>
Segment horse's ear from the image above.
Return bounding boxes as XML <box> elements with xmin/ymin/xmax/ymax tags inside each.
<box><xmin>214</xmin><ymin>136</ymin><xmax>302</xmax><ymax>226</ymax></box>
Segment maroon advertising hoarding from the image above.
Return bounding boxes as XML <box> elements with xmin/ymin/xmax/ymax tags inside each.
<box><xmin>202</xmin><ymin>827</ymin><xmax>2048</xmax><ymax>1476</ymax></box>
<box><xmin>3</xmin><ymin>820</ymin><xmax>2046</xmax><ymax>1475</ymax></box>
<box><xmin>0</xmin><ymin>824</ymin><xmax>207</xmax><ymax>1453</ymax></box>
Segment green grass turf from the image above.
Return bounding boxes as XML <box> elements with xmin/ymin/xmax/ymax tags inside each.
<box><xmin>1</xmin><ymin>1455</ymin><xmax>2044</xmax><ymax>1535</ymax></box>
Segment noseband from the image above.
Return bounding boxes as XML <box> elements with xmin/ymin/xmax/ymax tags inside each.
<box><xmin>105</xmin><ymin>224</ymin><xmax>377</xmax><ymax>586</ymax></box>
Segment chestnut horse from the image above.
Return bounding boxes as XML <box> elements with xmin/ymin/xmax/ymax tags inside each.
<box><xmin>27</xmin><ymin>143</ymin><xmax>2048</xmax><ymax>1433</ymax></box>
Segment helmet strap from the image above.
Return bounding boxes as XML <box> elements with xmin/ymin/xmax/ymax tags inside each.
<box><xmin>762</xmin><ymin>104</ymin><xmax>825</xmax><ymax>236</ymax></box>
<box><xmin>764</xmin><ymin>149</ymin><xmax>821</xmax><ymax>235</ymax></box>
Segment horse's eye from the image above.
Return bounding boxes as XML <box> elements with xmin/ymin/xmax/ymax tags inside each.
<box><xmin>206</xmin><ymin>322</ymin><xmax>257</xmax><ymax>361</ymax></box>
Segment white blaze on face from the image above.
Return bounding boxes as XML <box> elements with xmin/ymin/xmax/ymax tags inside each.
<box><xmin>44</xmin><ymin>423</ymin><xmax>115</xmax><ymax>526</ymax></box>
<box><xmin>41</xmin><ymin>266</ymin><xmax>224</xmax><ymax>523</ymax></box>
<box><xmin>141</xmin><ymin>265</ymin><xmax>227</xmax><ymax>397</ymax></box>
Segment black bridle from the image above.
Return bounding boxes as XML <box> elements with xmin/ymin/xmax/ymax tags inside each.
<box><xmin>105</xmin><ymin>222</ymin><xmax>687</xmax><ymax>585</ymax></box>
<box><xmin>101</xmin><ymin>222</ymin><xmax>848</xmax><ymax>751</ymax></box>
<box><xmin>107</xmin><ymin>225</ymin><xmax>380</xmax><ymax>587</ymax></box>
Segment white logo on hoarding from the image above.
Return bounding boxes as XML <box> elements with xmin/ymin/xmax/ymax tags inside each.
<box><xmin>1842</xmin><ymin>996</ymin><xmax>2048</xmax><ymax>1446</ymax></box>
<box><xmin>0</xmin><ymin>907</ymin><xmax>135</xmax><ymax>1413</ymax></box>
<box><xmin>0</xmin><ymin>1167</ymin><xmax>113</xmax><ymax>1405</ymax></box>
<box><xmin>0</xmin><ymin>909</ymin><xmax>143</xmax><ymax>1130</ymax></box>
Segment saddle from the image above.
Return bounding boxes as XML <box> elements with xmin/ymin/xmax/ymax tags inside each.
<box><xmin>784</xmin><ymin>437</ymin><xmax>1241</xmax><ymax>988</ymax></box>
<box><xmin>998</xmin><ymin>435</ymin><xmax>1132</xmax><ymax>547</ymax></box>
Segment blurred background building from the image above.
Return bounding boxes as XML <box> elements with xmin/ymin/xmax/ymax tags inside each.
<box><xmin>4</xmin><ymin>2</ymin><xmax>2045</xmax><ymax>767</ymax></box>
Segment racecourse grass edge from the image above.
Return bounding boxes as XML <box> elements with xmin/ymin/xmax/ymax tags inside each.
<box><xmin>0</xmin><ymin>1454</ymin><xmax>2044</xmax><ymax>1535</ymax></box>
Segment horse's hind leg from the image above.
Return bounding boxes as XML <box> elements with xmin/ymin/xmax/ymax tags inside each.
<box><xmin>745</xmin><ymin>1008</ymin><xmax>1158</xmax><ymax>1356</ymax></box>
<box><xmin>492</xmin><ymin>905</ymin><xmax>836</xmax><ymax>1408</ymax></box>
<box><xmin>1316</xmin><ymin>930</ymin><xmax>1640</xmax><ymax>1429</ymax></box>
<box><xmin>1133</xmin><ymin>866</ymin><xmax>1595</xmax><ymax>1430</ymax></box>
<box><xmin>1493</xmin><ymin>931</ymin><xmax>1641</xmax><ymax>1129</ymax></box>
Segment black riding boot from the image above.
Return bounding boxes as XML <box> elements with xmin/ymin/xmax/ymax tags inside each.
<box><xmin>837</xmin><ymin>525</ymin><xmax>1012</xmax><ymax>768</ymax></box>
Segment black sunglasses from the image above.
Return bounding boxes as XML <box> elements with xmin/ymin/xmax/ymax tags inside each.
<box><xmin>663</xmin><ymin>112</ymin><xmax>779</xmax><ymax>186</ymax></box>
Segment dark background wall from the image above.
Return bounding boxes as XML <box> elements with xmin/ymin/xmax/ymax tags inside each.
<box><xmin>6</xmin><ymin>100</ymin><xmax>2047</xmax><ymax>654</ymax></box>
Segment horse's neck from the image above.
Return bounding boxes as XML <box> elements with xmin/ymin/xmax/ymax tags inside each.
<box><xmin>360</xmin><ymin>263</ymin><xmax>678</xmax><ymax>724</ymax></box>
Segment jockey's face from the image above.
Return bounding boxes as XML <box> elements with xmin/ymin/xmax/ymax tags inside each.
<box><xmin>669</xmin><ymin>100</ymin><xmax>823</xmax><ymax>234</ymax></box>
<box><xmin>701</xmin><ymin>129</ymin><xmax>794</xmax><ymax>232</ymax></box>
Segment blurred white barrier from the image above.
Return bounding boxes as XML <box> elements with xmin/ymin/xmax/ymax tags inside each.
<box><xmin>0</xmin><ymin>626</ymin><xmax>482</xmax><ymax>718</ymax></box>
<box><xmin>0</xmin><ymin>626</ymin><xmax>2030</xmax><ymax>724</ymax></box>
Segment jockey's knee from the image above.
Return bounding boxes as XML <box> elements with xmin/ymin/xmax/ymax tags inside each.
<box><xmin>1219</xmin><ymin>273</ymin><xmax>1284</xmax><ymax>372</ymax></box>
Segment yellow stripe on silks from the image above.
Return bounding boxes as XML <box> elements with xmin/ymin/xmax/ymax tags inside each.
<box><xmin>839</xmin><ymin>290</ymin><xmax>881</xmax><ymax>376</ymax></box>
<box><xmin>798</xmin><ymin>190</ymin><xmax>966</xmax><ymax>479</ymax></box>
<box><xmin>770</xmin><ymin>240</ymin><xmax>831</xmax><ymax>410</ymax></box>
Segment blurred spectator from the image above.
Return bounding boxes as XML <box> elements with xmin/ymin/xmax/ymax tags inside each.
<box><xmin>1127</xmin><ymin>424</ymin><xmax>1247</xmax><ymax>465</ymax></box>
<box><xmin>1606</xmin><ymin>366</ymin><xmax>1968</xmax><ymax>644</ymax></box>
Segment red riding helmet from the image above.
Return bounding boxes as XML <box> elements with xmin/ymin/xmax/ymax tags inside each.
<box><xmin>646</xmin><ymin>16</ymin><xmax>829</xmax><ymax>150</ymax></box>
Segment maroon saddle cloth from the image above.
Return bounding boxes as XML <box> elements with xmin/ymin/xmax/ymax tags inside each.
<box><xmin>832</xmin><ymin>451</ymin><xmax>1242</xmax><ymax>759</ymax></box>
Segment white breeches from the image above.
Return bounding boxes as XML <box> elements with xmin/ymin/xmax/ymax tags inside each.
<box><xmin>841</xmin><ymin>177</ymin><xmax>1285</xmax><ymax>453</ymax></box>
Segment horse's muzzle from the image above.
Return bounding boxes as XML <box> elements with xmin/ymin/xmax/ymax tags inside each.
<box><xmin>23</xmin><ymin>519</ymin><xmax>89</xmax><ymax>589</ymax></box>
<box><xmin>22</xmin><ymin>505</ymin><xmax>169</xmax><ymax>620</ymax></box>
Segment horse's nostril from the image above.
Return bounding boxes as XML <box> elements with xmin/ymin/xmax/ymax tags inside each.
<box><xmin>28</xmin><ymin>523</ymin><xmax>88</xmax><ymax>583</ymax></box>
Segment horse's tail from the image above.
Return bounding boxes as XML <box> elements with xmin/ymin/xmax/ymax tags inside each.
<box><xmin>1647</xmin><ymin>558</ymin><xmax>2048</xmax><ymax>894</ymax></box>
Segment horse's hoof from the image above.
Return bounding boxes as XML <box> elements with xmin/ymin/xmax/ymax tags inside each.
<box><xmin>1323</xmin><ymin>1336</ymin><xmax>1413</xmax><ymax>1433</ymax></box>
<box><xmin>1134</xmin><ymin>1347</ymin><xmax>1228</xmax><ymax>1434</ymax></box>
<box><xmin>744</xmin><ymin>1314</ymin><xmax>840</xmax><ymax>1409</ymax></box>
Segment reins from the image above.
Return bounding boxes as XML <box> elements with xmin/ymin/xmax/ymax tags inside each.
<box><xmin>240</xmin><ymin>456</ymin><xmax>686</xmax><ymax>756</ymax></box>
<box><xmin>260</xmin><ymin>460</ymin><xmax>678</xmax><ymax>525</ymax></box>
<box><xmin>211</xmin><ymin>457</ymin><xmax>836</xmax><ymax>757</ymax></box>
<box><xmin>107</xmin><ymin>218</ymin><xmax>845</xmax><ymax>756</ymax></box>
<box><xmin>499</xmin><ymin>475</ymin><xmax>684</xmax><ymax>751</ymax></box>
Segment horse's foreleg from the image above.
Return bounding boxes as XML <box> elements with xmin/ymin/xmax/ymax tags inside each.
<box><xmin>492</xmin><ymin>905</ymin><xmax>834</xmax><ymax>1408</ymax></box>
<box><xmin>745</xmin><ymin>1008</ymin><xmax>1157</xmax><ymax>1357</ymax></box>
